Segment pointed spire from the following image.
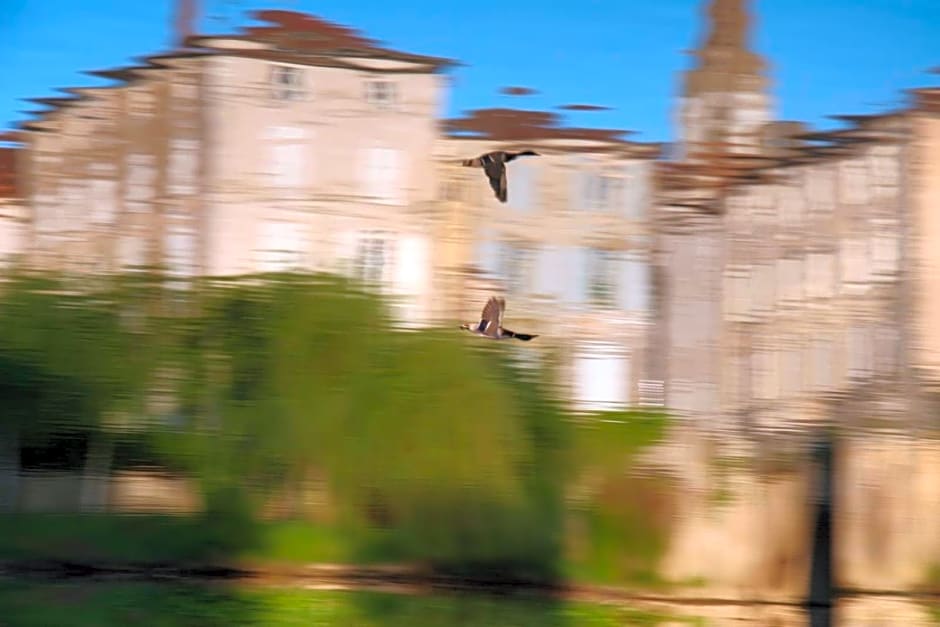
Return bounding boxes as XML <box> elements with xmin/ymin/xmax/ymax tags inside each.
<box><xmin>683</xmin><ymin>0</ymin><xmax>769</xmax><ymax>98</ymax></box>
<box><xmin>676</xmin><ymin>0</ymin><xmax>774</xmax><ymax>162</ymax></box>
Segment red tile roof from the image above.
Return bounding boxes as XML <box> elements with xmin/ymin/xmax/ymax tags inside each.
<box><xmin>0</xmin><ymin>147</ymin><xmax>19</xmax><ymax>199</ymax></box>
<box><xmin>186</xmin><ymin>9</ymin><xmax>458</xmax><ymax>71</ymax></box>
<box><xmin>444</xmin><ymin>107</ymin><xmax>642</xmax><ymax>146</ymax></box>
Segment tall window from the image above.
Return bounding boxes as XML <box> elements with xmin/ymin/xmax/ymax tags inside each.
<box><xmin>498</xmin><ymin>242</ymin><xmax>533</xmax><ymax>295</ymax></box>
<box><xmin>354</xmin><ymin>234</ymin><xmax>388</xmax><ymax>285</ymax></box>
<box><xmin>581</xmin><ymin>172</ymin><xmax>619</xmax><ymax>212</ymax></box>
<box><xmin>587</xmin><ymin>248</ymin><xmax>617</xmax><ymax>306</ymax></box>
<box><xmin>270</xmin><ymin>64</ymin><xmax>305</xmax><ymax>101</ymax></box>
<box><xmin>621</xmin><ymin>161</ymin><xmax>649</xmax><ymax>219</ymax></box>
<box><xmin>167</xmin><ymin>138</ymin><xmax>200</xmax><ymax>196</ymax></box>
<box><xmin>89</xmin><ymin>162</ymin><xmax>117</xmax><ymax>225</ymax></box>
<box><xmin>118</xmin><ymin>234</ymin><xmax>146</xmax><ymax>270</ymax></box>
<box><xmin>362</xmin><ymin>147</ymin><xmax>403</xmax><ymax>205</ymax></box>
<box><xmin>838</xmin><ymin>158</ymin><xmax>868</xmax><ymax>205</ymax></box>
<box><xmin>618</xmin><ymin>253</ymin><xmax>650</xmax><ymax>313</ymax></box>
<box><xmin>572</xmin><ymin>342</ymin><xmax>631</xmax><ymax>412</ymax></box>
<box><xmin>364</xmin><ymin>80</ymin><xmax>398</xmax><ymax>109</ymax></box>
<box><xmin>125</xmin><ymin>153</ymin><xmax>156</xmax><ymax>213</ymax></box>
<box><xmin>165</xmin><ymin>226</ymin><xmax>197</xmax><ymax>278</ymax></box>
<box><xmin>264</xmin><ymin>126</ymin><xmax>307</xmax><ymax>189</ymax></box>
<box><xmin>506</xmin><ymin>161</ymin><xmax>535</xmax><ymax>212</ymax></box>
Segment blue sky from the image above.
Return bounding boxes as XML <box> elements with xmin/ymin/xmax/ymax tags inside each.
<box><xmin>1</xmin><ymin>0</ymin><xmax>937</xmax><ymax>142</ymax></box>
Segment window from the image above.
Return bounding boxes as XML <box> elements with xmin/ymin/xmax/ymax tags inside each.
<box><xmin>474</xmin><ymin>230</ymin><xmax>502</xmax><ymax>277</ymax></box>
<box><xmin>165</xmin><ymin>227</ymin><xmax>197</xmax><ymax>278</ymax></box>
<box><xmin>533</xmin><ymin>244</ymin><xmax>565</xmax><ymax>299</ymax></box>
<box><xmin>847</xmin><ymin>325</ymin><xmax>873</xmax><ymax>380</ymax></box>
<box><xmin>559</xmin><ymin>246</ymin><xmax>590</xmax><ymax>304</ymax></box>
<box><xmin>119</xmin><ymin>234</ymin><xmax>146</xmax><ymax>270</ymax></box>
<box><xmin>778</xmin><ymin>185</ymin><xmax>804</xmax><ymax>228</ymax></box>
<box><xmin>354</xmin><ymin>235</ymin><xmax>388</xmax><ymax>285</ymax></box>
<box><xmin>362</xmin><ymin>147</ymin><xmax>403</xmax><ymax>205</ymax></box>
<box><xmin>125</xmin><ymin>153</ymin><xmax>156</xmax><ymax>213</ymax></box>
<box><xmin>167</xmin><ymin>138</ymin><xmax>200</xmax><ymax>196</ymax></box>
<box><xmin>257</xmin><ymin>221</ymin><xmax>307</xmax><ymax>273</ymax></box>
<box><xmin>270</xmin><ymin>64</ymin><xmax>305</xmax><ymax>101</ymax></box>
<box><xmin>805</xmin><ymin>166</ymin><xmax>835</xmax><ymax>216</ymax></box>
<box><xmin>506</xmin><ymin>161</ymin><xmax>535</xmax><ymax>211</ymax></box>
<box><xmin>871</xmin><ymin>222</ymin><xmax>900</xmax><ymax>279</ymax></box>
<box><xmin>776</xmin><ymin>257</ymin><xmax>803</xmax><ymax>304</ymax></box>
<box><xmin>869</xmin><ymin>145</ymin><xmax>899</xmax><ymax>188</ymax></box>
<box><xmin>750</xmin><ymin>264</ymin><xmax>776</xmax><ymax>312</ymax></box>
<box><xmin>264</xmin><ymin>126</ymin><xmax>307</xmax><ymax>189</ymax></box>
<box><xmin>806</xmin><ymin>253</ymin><xmax>835</xmax><ymax>299</ymax></box>
<box><xmin>498</xmin><ymin>242</ymin><xmax>533</xmax><ymax>295</ymax></box>
<box><xmin>752</xmin><ymin>349</ymin><xmax>779</xmax><ymax>401</ymax></box>
<box><xmin>839</xmin><ymin>158</ymin><xmax>868</xmax><ymax>205</ymax></box>
<box><xmin>723</xmin><ymin>266</ymin><xmax>751</xmax><ymax>318</ymax></box>
<box><xmin>572</xmin><ymin>343</ymin><xmax>631</xmax><ymax>412</ymax></box>
<box><xmin>89</xmin><ymin>163</ymin><xmax>117</xmax><ymax>225</ymax></box>
<box><xmin>32</xmin><ymin>191</ymin><xmax>59</xmax><ymax>233</ymax></box>
<box><xmin>392</xmin><ymin>234</ymin><xmax>429</xmax><ymax>295</ymax></box>
<box><xmin>587</xmin><ymin>248</ymin><xmax>618</xmax><ymax>306</ymax></box>
<box><xmin>576</xmin><ymin>169</ymin><xmax>619</xmax><ymax>212</ymax></box>
<box><xmin>840</xmin><ymin>238</ymin><xmax>870</xmax><ymax>286</ymax></box>
<box><xmin>617</xmin><ymin>253</ymin><xmax>651</xmax><ymax>313</ymax></box>
<box><xmin>637</xmin><ymin>379</ymin><xmax>665</xmax><ymax>407</ymax></box>
<box><xmin>364</xmin><ymin>80</ymin><xmax>398</xmax><ymax>109</ymax></box>
<box><xmin>621</xmin><ymin>161</ymin><xmax>649</xmax><ymax>219</ymax></box>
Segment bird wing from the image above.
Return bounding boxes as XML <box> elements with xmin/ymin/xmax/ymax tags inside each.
<box><xmin>483</xmin><ymin>161</ymin><xmax>508</xmax><ymax>203</ymax></box>
<box><xmin>479</xmin><ymin>296</ymin><xmax>502</xmax><ymax>337</ymax></box>
<box><xmin>496</xmin><ymin>297</ymin><xmax>506</xmax><ymax>327</ymax></box>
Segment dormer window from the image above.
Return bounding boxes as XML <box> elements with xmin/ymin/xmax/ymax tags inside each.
<box><xmin>365</xmin><ymin>80</ymin><xmax>398</xmax><ymax>109</ymax></box>
<box><xmin>270</xmin><ymin>64</ymin><xmax>305</xmax><ymax>101</ymax></box>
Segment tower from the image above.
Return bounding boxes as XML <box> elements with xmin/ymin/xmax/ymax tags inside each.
<box><xmin>676</xmin><ymin>0</ymin><xmax>773</xmax><ymax>161</ymax></box>
<box><xmin>173</xmin><ymin>0</ymin><xmax>200</xmax><ymax>48</ymax></box>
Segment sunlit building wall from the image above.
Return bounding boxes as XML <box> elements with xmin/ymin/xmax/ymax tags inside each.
<box><xmin>434</xmin><ymin>112</ymin><xmax>663</xmax><ymax>411</ymax></box>
<box><xmin>16</xmin><ymin>11</ymin><xmax>456</xmax><ymax>327</ymax></box>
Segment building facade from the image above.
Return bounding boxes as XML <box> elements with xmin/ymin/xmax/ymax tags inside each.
<box><xmin>17</xmin><ymin>10</ymin><xmax>456</xmax><ymax>327</ymax></box>
<box><xmin>657</xmin><ymin>0</ymin><xmax>940</xmax><ymax>431</ymax></box>
<box><xmin>435</xmin><ymin>107</ymin><xmax>663</xmax><ymax>410</ymax></box>
<box><xmin>5</xmin><ymin>2</ymin><xmax>939</xmax><ymax>418</ymax></box>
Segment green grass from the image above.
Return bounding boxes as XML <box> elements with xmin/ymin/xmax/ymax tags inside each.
<box><xmin>0</xmin><ymin>580</ymin><xmax>703</xmax><ymax>627</ymax></box>
<box><xmin>562</xmin><ymin>412</ymin><xmax>676</xmax><ymax>589</ymax></box>
<box><xmin>0</xmin><ymin>510</ymin><xmax>681</xmax><ymax>592</ymax></box>
<box><xmin>0</xmin><ymin>514</ymin><xmax>397</xmax><ymax>567</ymax></box>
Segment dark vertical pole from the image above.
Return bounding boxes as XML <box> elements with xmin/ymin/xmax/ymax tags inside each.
<box><xmin>807</xmin><ymin>432</ymin><xmax>834</xmax><ymax>627</ymax></box>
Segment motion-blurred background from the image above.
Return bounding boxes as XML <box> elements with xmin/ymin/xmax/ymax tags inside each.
<box><xmin>0</xmin><ymin>1</ymin><xmax>938</xmax><ymax>625</ymax></box>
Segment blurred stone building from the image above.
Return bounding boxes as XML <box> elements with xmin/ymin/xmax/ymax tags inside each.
<box><xmin>435</xmin><ymin>107</ymin><xmax>663</xmax><ymax>411</ymax></box>
<box><xmin>656</xmin><ymin>0</ymin><xmax>940</xmax><ymax>431</ymax></box>
<box><xmin>0</xmin><ymin>133</ymin><xmax>25</xmax><ymax>270</ymax></box>
<box><xmin>14</xmin><ymin>10</ymin><xmax>457</xmax><ymax>327</ymax></box>
<box><xmin>3</xmin><ymin>1</ymin><xmax>939</xmax><ymax>418</ymax></box>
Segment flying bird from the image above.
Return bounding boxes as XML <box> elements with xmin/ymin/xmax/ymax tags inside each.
<box><xmin>460</xmin><ymin>150</ymin><xmax>539</xmax><ymax>203</ymax></box>
<box><xmin>460</xmin><ymin>296</ymin><xmax>538</xmax><ymax>341</ymax></box>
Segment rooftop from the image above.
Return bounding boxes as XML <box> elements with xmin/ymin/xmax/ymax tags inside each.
<box><xmin>186</xmin><ymin>10</ymin><xmax>459</xmax><ymax>72</ymax></box>
<box><xmin>443</xmin><ymin>107</ymin><xmax>657</xmax><ymax>152</ymax></box>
